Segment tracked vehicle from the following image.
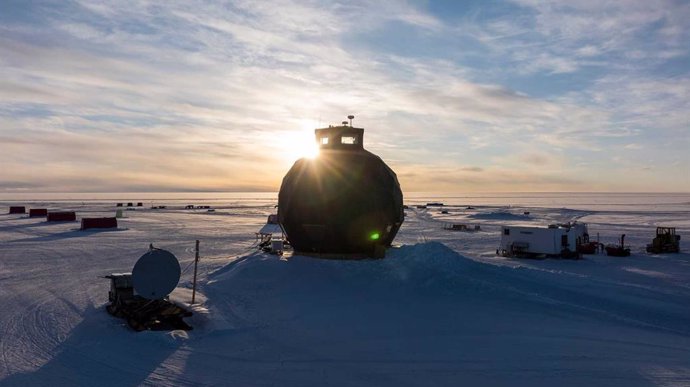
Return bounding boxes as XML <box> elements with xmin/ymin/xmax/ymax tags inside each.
<box><xmin>646</xmin><ymin>227</ymin><xmax>681</xmax><ymax>253</ymax></box>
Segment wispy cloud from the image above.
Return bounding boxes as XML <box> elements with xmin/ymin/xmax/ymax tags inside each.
<box><xmin>0</xmin><ymin>0</ymin><xmax>688</xmax><ymax>192</ymax></box>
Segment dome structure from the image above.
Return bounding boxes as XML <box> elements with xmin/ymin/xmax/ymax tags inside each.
<box><xmin>278</xmin><ymin>117</ymin><xmax>404</xmax><ymax>257</ymax></box>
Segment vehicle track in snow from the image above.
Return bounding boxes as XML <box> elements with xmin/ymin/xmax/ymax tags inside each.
<box><xmin>0</xmin><ymin>232</ymin><xmax>116</xmax><ymax>378</ymax></box>
<box><xmin>0</xmin><ymin>206</ymin><xmax>266</xmax><ymax>382</ymax></box>
<box><xmin>2</xmin><ymin>199</ymin><xmax>689</xmax><ymax>386</ymax></box>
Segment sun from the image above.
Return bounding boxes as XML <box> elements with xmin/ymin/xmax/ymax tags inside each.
<box><xmin>283</xmin><ymin>124</ymin><xmax>319</xmax><ymax>161</ymax></box>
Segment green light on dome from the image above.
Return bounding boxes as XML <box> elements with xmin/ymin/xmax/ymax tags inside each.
<box><xmin>369</xmin><ymin>232</ymin><xmax>380</xmax><ymax>240</ymax></box>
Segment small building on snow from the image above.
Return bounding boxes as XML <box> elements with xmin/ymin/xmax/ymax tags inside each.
<box><xmin>9</xmin><ymin>206</ymin><xmax>26</xmax><ymax>214</ymax></box>
<box><xmin>29</xmin><ymin>208</ymin><xmax>48</xmax><ymax>217</ymax></box>
<box><xmin>47</xmin><ymin>211</ymin><xmax>77</xmax><ymax>222</ymax></box>
<box><xmin>498</xmin><ymin>222</ymin><xmax>588</xmax><ymax>258</ymax></box>
<box><xmin>81</xmin><ymin>217</ymin><xmax>118</xmax><ymax>230</ymax></box>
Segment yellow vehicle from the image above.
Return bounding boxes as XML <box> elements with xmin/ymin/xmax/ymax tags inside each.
<box><xmin>646</xmin><ymin>227</ymin><xmax>681</xmax><ymax>253</ymax></box>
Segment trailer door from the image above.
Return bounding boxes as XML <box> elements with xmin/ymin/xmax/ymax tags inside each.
<box><xmin>561</xmin><ymin>234</ymin><xmax>568</xmax><ymax>249</ymax></box>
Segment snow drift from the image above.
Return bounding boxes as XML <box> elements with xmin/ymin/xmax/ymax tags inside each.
<box><xmin>190</xmin><ymin>242</ymin><xmax>690</xmax><ymax>386</ymax></box>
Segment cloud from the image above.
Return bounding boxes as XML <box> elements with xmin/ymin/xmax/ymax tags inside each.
<box><xmin>0</xmin><ymin>0</ymin><xmax>688</xmax><ymax>192</ymax></box>
<box><xmin>464</xmin><ymin>0</ymin><xmax>690</xmax><ymax>77</ymax></box>
<box><xmin>576</xmin><ymin>45</ymin><xmax>601</xmax><ymax>57</ymax></box>
<box><xmin>0</xmin><ymin>181</ymin><xmax>43</xmax><ymax>191</ymax></box>
<box><xmin>519</xmin><ymin>153</ymin><xmax>557</xmax><ymax>166</ymax></box>
<box><xmin>394</xmin><ymin>163</ymin><xmax>588</xmax><ymax>193</ymax></box>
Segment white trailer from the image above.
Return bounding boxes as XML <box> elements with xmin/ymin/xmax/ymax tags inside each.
<box><xmin>497</xmin><ymin>222</ymin><xmax>588</xmax><ymax>258</ymax></box>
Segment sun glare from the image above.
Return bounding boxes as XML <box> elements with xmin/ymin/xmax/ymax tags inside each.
<box><xmin>283</xmin><ymin>126</ymin><xmax>319</xmax><ymax>161</ymax></box>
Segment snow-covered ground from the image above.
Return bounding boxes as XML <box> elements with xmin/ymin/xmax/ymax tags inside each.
<box><xmin>1</xmin><ymin>193</ymin><xmax>689</xmax><ymax>386</ymax></box>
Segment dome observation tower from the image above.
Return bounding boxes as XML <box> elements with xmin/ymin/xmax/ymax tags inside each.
<box><xmin>278</xmin><ymin>116</ymin><xmax>404</xmax><ymax>258</ymax></box>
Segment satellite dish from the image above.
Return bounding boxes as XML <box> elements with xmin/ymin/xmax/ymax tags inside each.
<box><xmin>132</xmin><ymin>248</ymin><xmax>181</xmax><ymax>300</ymax></box>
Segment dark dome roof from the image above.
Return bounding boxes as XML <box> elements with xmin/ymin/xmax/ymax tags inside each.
<box><xmin>278</xmin><ymin>125</ymin><xmax>403</xmax><ymax>257</ymax></box>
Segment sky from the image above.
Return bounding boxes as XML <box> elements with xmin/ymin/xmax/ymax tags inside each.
<box><xmin>1</xmin><ymin>0</ymin><xmax>689</xmax><ymax>193</ymax></box>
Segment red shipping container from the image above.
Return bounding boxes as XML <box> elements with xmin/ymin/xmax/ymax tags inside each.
<box><xmin>9</xmin><ymin>206</ymin><xmax>26</xmax><ymax>214</ymax></box>
<box><xmin>29</xmin><ymin>208</ymin><xmax>48</xmax><ymax>217</ymax></box>
<box><xmin>81</xmin><ymin>217</ymin><xmax>118</xmax><ymax>230</ymax></box>
<box><xmin>47</xmin><ymin>211</ymin><xmax>76</xmax><ymax>222</ymax></box>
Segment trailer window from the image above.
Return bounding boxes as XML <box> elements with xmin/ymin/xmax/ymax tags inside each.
<box><xmin>504</xmin><ymin>229</ymin><xmax>510</xmax><ymax>235</ymax></box>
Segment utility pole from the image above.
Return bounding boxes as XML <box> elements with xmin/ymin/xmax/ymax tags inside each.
<box><xmin>191</xmin><ymin>239</ymin><xmax>200</xmax><ymax>304</ymax></box>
